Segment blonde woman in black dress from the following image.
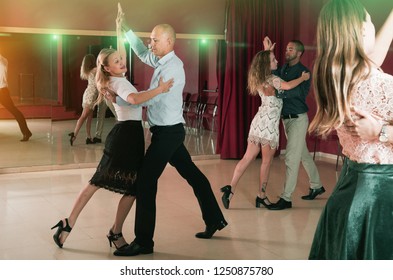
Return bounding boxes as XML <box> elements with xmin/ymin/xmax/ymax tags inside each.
<box><xmin>51</xmin><ymin>12</ymin><xmax>173</xmax><ymax>249</ymax></box>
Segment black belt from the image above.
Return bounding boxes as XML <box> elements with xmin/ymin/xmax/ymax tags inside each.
<box><xmin>116</xmin><ymin>120</ymin><xmax>142</xmax><ymax>125</ymax></box>
<box><xmin>281</xmin><ymin>114</ymin><xmax>298</xmax><ymax>119</ymax></box>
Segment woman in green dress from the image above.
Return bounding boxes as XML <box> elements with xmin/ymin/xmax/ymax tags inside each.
<box><xmin>309</xmin><ymin>0</ymin><xmax>393</xmax><ymax>259</ymax></box>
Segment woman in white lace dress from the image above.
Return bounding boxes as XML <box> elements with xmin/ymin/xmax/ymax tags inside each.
<box><xmin>220</xmin><ymin>50</ymin><xmax>310</xmax><ymax>209</ymax></box>
<box><xmin>68</xmin><ymin>54</ymin><xmax>99</xmax><ymax>145</ymax></box>
<box><xmin>309</xmin><ymin>0</ymin><xmax>393</xmax><ymax>259</ymax></box>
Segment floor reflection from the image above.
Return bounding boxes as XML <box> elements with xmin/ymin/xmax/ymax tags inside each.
<box><xmin>0</xmin><ymin>154</ymin><xmax>341</xmax><ymax>260</ymax></box>
<box><xmin>0</xmin><ymin>119</ymin><xmax>218</xmax><ymax>172</ymax></box>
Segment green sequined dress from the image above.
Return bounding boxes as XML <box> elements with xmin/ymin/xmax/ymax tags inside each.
<box><xmin>309</xmin><ymin>158</ymin><xmax>393</xmax><ymax>259</ymax></box>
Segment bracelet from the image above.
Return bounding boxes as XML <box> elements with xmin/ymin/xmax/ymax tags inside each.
<box><xmin>379</xmin><ymin>124</ymin><xmax>389</xmax><ymax>143</ymax></box>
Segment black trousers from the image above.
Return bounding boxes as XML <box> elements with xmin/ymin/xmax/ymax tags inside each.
<box><xmin>0</xmin><ymin>87</ymin><xmax>31</xmax><ymax>136</ymax></box>
<box><xmin>134</xmin><ymin>123</ymin><xmax>224</xmax><ymax>248</ymax></box>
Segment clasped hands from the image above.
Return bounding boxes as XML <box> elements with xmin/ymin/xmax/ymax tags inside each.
<box><xmin>263</xmin><ymin>36</ymin><xmax>275</xmax><ymax>51</ymax></box>
<box><xmin>116</xmin><ymin>3</ymin><xmax>130</xmax><ymax>32</ymax></box>
<box><xmin>104</xmin><ymin>88</ymin><xmax>117</xmax><ymax>103</ymax></box>
<box><xmin>345</xmin><ymin>107</ymin><xmax>385</xmax><ymax>140</ymax></box>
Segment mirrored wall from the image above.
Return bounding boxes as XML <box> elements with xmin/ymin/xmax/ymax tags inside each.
<box><xmin>0</xmin><ymin>32</ymin><xmax>220</xmax><ymax>171</ymax></box>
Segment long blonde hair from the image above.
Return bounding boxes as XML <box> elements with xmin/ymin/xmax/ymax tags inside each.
<box><xmin>247</xmin><ymin>50</ymin><xmax>272</xmax><ymax>96</ymax></box>
<box><xmin>95</xmin><ymin>48</ymin><xmax>117</xmax><ymax>105</ymax></box>
<box><xmin>309</xmin><ymin>0</ymin><xmax>372</xmax><ymax>136</ymax></box>
<box><xmin>80</xmin><ymin>54</ymin><xmax>96</xmax><ymax>80</ymax></box>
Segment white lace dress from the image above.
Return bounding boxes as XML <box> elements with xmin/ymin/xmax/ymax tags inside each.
<box><xmin>248</xmin><ymin>75</ymin><xmax>283</xmax><ymax>149</ymax></box>
<box><xmin>82</xmin><ymin>69</ymin><xmax>98</xmax><ymax>109</ymax></box>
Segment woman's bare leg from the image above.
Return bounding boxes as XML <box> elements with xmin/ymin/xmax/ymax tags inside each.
<box><xmin>73</xmin><ymin>107</ymin><xmax>93</xmax><ymax>139</ymax></box>
<box><xmin>258</xmin><ymin>144</ymin><xmax>276</xmax><ymax>200</ymax></box>
<box><xmin>109</xmin><ymin>195</ymin><xmax>136</xmax><ymax>248</ymax></box>
<box><xmin>59</xmin><ymin>184</ymin><xmax>99</xmax><ymax>244</ymax></box>
<box><xmin>230</xmin><ymin>141</ymin><xmax>261</xmax><ymax>194</ymax></box>
<box><xmin>85</xmin><ymin>110</ymin><xmax>94</xmax><ymax>139</ymax></box>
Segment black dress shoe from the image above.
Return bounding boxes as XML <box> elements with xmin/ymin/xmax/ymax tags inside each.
<box><xmin>268</xmin><ymin>198</ymin><xmax>292</xmax><ymax>210</ymax></box>
<box><xmin>92</xmin><ymin>137</ymin><xmax>102</xmax><ymax>143</ymax></box>
<box><xmin>220</xmin><ymin>185</ymin><xmax>233</xmax><ymax>209</ymax></box>
<box><xmin>301</xmin><ymin>186</ymin><xmax>326</xmax><ymax>200</ymax></box>
<box><xmin>113</xmin><ymin>241</ymin><xmax>153</xmax><ymax>256</ymax></box>
<box><xmin>195</xmin><ymin>220</ymin><xmax>228</xmax><ymax>239</ymax></box>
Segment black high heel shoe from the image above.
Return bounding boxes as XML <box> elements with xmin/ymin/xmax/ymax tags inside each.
<box><xmin>86</xmin><ymin>138</ymin><xmax>94</xmax><ymax>144</ymax></box>
<box><xmin>107</xmin><ymin>230</ymin><xmax>128</xmax><ymax>250</ymax></box>
<box><xmin>51</xmin><ymin>218</ymin><xmax>72</xmax><ymax>248</ymax></box>
<box><xmin>220</xmin><ymin>185</ymin><xmax>233</xmax><ymax>209</ymax></box>
<box><xmin>68</xmin><ymin>133</ymin><xmax>76</xmax><ymax>146</ymax></box>
<box><xmin>256</xmin><ymin>196</ymin><xmax>272</xmax><ymax>209</ymax></box>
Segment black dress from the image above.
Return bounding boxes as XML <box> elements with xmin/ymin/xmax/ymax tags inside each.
<box><xmin>90</xmin><ymin>120</ymin><xmax>144</xmax><ymax>196</ymax></box>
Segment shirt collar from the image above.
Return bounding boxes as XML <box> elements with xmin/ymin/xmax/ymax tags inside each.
<box><xmin>158</xmin><ymin>51</ymin><xmax>175</xmax><ymax>65</ymax></box>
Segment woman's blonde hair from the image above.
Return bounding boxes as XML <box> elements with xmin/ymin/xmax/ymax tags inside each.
<box><xmin>95</xmin><ymin>48</ymin><xmax>117</xmax><ymax>106</ymax></box>
<box><xmin>80</xmin><ymin>54</ymin><xmax>96</xmax><ymax>80</ymax></box>
<box><xmin>309</xmin><ymin>0</ymin><xmax>372</xmax><ymax>136</ymax></box>
<box><xmin>248</xmin><ymin>50</ymin><xmax>272</xmax><ymax>96</ymax></box>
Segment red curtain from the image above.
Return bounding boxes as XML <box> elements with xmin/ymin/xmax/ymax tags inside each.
<box><xmin>217</xmin><ymin>0</ymin><xmax>393</xmax><ymax>159</ymax></box>
<box><xmin>217</xmin><ymin>0</ymin><xmax>284</xmax><ymax>158</ymax></box>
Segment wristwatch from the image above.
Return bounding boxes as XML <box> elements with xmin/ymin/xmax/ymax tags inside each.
<box><xmin>379</xmin><ymin>124</ymin><xmax>389</xmax><ymax>143</ymax></box>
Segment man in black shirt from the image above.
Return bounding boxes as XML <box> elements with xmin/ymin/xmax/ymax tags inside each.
<box><xmin>264</xmin><ymin>38</ymin><xmax>325</xmax><ymax>210</ymax></box>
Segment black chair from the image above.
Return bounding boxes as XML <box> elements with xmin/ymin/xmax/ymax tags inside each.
<box><xmin>182</xmin><ymin>91</ymin><xmax>191</xmax><ymax>111</ymax></box>
<box><xmin>199</xmin><ymin>94</ymin><xmax>218</xmax><ymax>131</ymax></box>
<box><xmin>184</xmin><ymin>93</ymin><xmax>203</xmax><ymax>130</ymax></box>
<box><xmin>312</xmin><ymin>130</ymin><xmax>344</xmax><ymax>171</ymax></box>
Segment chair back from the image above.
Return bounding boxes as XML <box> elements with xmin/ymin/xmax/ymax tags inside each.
<box><xmin>185</xmin><ymin>93</ymin><xmax>201</xmax><ymax>114</ymax></box>
<box><xmin>201</xmin><ymin>95</ymin><xmax>218</xmax><ymax>116</ymax></box>
<box><xmin>182</xmin><ymin>92</ymin><xmax>191</xmax><ymax>110</ymax></box>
